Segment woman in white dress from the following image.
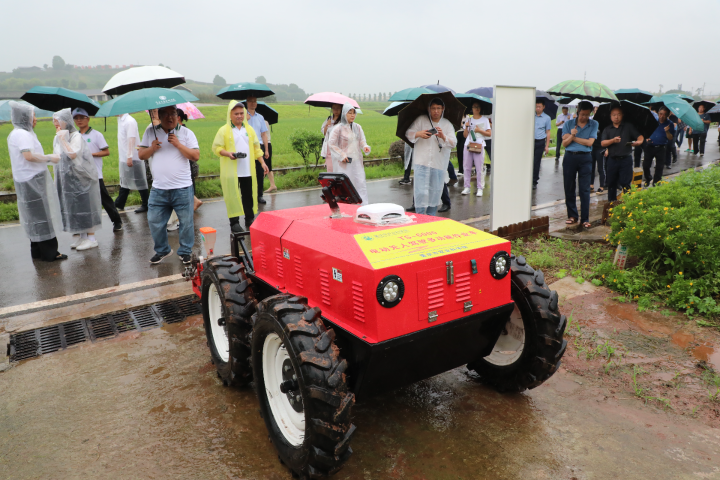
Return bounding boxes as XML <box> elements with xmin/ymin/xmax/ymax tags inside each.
<box><xmin>328</xmin><ymin>103</ymin><xmax>371</xmax><ymax>205</ymax></box>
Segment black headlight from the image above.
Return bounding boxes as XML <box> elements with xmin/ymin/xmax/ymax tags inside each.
<box><xmin>376</xmin><ymin>275</ymin><xmax>404</xmax><ymax>308</ymax></box>
<box><xmin>490</xmin><ymin>251</ymin><xmax>510</xmax><ymax>279</ymax></box>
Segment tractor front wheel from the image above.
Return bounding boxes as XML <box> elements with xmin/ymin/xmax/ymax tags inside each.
<box><xmin>468</xmin><ymin>254</ymin><xmax>567</xmax><ymax>392</ymax></box>
<box><xmin>252</xmin><ymin>295</ymin><xmax>355</xmax><ymax>479</ymax></box>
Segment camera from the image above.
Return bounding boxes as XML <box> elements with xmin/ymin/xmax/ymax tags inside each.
<box><xmin>232</xmin><ymin>152</ymin><xmax>247</xmax><ymax>159</ymax></box>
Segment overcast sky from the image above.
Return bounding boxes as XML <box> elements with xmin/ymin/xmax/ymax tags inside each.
<box><xmin>4</xmin><ymin>0</ymin><xmax>719</xmax><ymax>96</ymax></box>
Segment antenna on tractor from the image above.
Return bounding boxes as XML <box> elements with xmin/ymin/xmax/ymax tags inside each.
<box><xmin>318</xmin><ymin>173</ymin><xmax>362</xmax><ymax>218</ymax></box>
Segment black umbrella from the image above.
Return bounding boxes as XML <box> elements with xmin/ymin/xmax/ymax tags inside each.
<box><xmin>706</xmin><ymin>103</ymin><xmax>720</xmax><ymax>123</ymax></box>
<box><xmin>614</xmin><ymin>88</ymin><xmax>654</xmax><ymax>104</ymax></box>
<box><xmin>396</xmin><ymin>91</ymin><xmax>464</xmax><ymax>146</ymax></box>
<box><xmin>593</xmin><ymin>100</ymin><xmax>659</xmax><ymax>139</ymax></box>
<box><xmin>242</xmin><ymin>100</ymin><xmax>278</xmax><ymax>125</ymax></box>
<box><xmin>692</xmin><ymin>100</ymin><xmax>715</xmax><ymax>113</ymax></box>
<box><xmin>21</xmin><ymin>86</ymin><xmax>101</xmax><ymax>115</ymax></box>
<box><xmin>536</xmin><ymin>90</ymin><xmax>558</xmax><ymax>120</ymax></box>
<box><xmin>420</xmin><ymin>83</ymin><xmax>456</xmax><ymax>94</ymax></box>
<box><xmin>455</xmin><ymin>93</ymin><xmax>493</xmax><ymax>114</ymax></box>
<box><xmin>466</xmin><ymin>87</ymin><xmax>493</xmax><ymax>98</ymax></box>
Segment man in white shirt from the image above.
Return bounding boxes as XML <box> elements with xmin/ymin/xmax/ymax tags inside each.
<box><xmin>555</xmin><ymin>106</ymin><xmax>570</xmax><ymax>162</ymax></box>
<box><xmin>138</xmin><ymin>105</ymin><xmax>200</xmax><ymax>265</ymax></box>
<box><xmin>245</xmin><ymin>97</ymin><xmax>270</xmax><ymax>204</ymax></box>
<box><xmin>72</xmin><ymin>108</ymin><xmax>122</xmax><ymax>232</ymax></box>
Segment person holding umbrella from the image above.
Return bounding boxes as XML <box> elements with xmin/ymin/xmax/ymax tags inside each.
<box><xmin>72</xmin><ymin>108</ymin><xmax>123</xmax><ymax>232</ymax></box>
<box><xmin>245</xmin><ymin>96</ymin><xmax>270</xmax><ymax>204</ymax></box>
<box><xmin>561</xmin><ymin>101</ymin><xmax>598</xmax><ymax>228</ymax></box>
<box><xmin>212</xmin><ymin>101</ymin><xmax>266</xmax><ymax>233</ymax></box>
<box><xmin>694</xmin><ymin>104</ymin><xmax>711</xmax><ymax>156</ymax></box>
<box><xmin>114</xmin><ymin>112</ymin><xmax>149</xmax><ymax>213</ymax></box>
<box><xmin>138</xmin><ymin>105</ymin><xmax>200</xmax><ymax>264</ymax></box>
<box><xmin>6</xmin><ymin>102</ymin><xmax>66</xmax><ymax>262</ymax></box>
<box><xmin>404</xmin><ymin>98</ymin><xmax>458</xmax><ymax>215</ymax></box>
<box><xmin>643</xmin><ymin>106</ymin><xmax>675</xmax><ymax>187</ymax></box>
<box><xmin>533</xmin><ymin>100</ymin><xmax>552</xmax><ymax>190</ymax></box>
<box><xmin>321</xmin><ymin>104</ymin><xmax>343</xmax><ymax>173</ymax></box>
<box><xmin>52</xmin><ymin>109</ymin><xmax>103</xmax><ymax>251</ymax></box>
<box><xmin>600</xmin><ymin>106</ymin><xmax>644</xmax><ymax>202</ymax></box>
<box><xmin>328</xmin><ymin>104</ymin><xmax>372</xmax><ymax>205</ymax></box>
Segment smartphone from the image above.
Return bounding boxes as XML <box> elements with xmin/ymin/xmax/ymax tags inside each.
<box><xmin>346</xmin><ymin>157</ymin><xmax>353</xmax><ymax>163</ymax></box>
<box><xmin>427</xmin><ymin>127</ymin><xmax>438</xmax><ymax>135</ymax></box>
<box><xmin>625</xmin><ymin>142</ymin><xmax>633</xmax><ymax>146</ymax></box>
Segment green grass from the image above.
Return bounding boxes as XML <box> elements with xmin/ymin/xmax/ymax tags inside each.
<box><xmin>0</xmin><ymin>102</ymin><xmax>399</xmax><ymax>192</ymax></box>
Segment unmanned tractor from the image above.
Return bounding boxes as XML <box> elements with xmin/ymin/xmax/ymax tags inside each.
<box><xmin>184</xmin><ymin>173</ymin><xmax>567</xmax><ymax>479</ymax></box>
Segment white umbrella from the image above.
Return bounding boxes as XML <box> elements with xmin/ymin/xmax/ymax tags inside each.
<box><xmin>102</xmin><ymin>66</ymin><xmax>185</xmax><ymax>96</ymax></box>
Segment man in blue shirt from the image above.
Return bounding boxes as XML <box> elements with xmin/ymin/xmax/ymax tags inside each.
<box><xmin>561</xmin><ymin>101</ymin><xmax>598</xmax><ymax>228</ymax></box>
<box><xmin>644</xmin><ymin>106</ymin><xmax>675</xmax><ymax>187</ymax></box>
<box><xmin>244</xmin><ymin>96</ymin><xmax>270</xmax><ymax>204</ymax></box>
<box><xmin>533</xmin><ymin>99</ymin><xmax>552</xmax><ymax>190</ymax></box>
<box><xmin>693</xmin><ymin>104</ymin><xmax>711</xmax><ymax>156</ymax></box>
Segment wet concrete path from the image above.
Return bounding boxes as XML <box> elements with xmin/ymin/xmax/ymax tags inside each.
<box><xmin>1</xmin><ymin>311</ymin><xmax>719</xmax><ymax>480</ymax></box>
<box><xmin>0</xmin><ymin>139</ymin><xmax>717</xmax><ymax>308</ymax></box>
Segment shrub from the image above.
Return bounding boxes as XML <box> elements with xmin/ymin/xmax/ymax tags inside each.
<box><xmin>289</xmin><ymin>129</ymin><xmax>324</xmax><ymax>169</ymax></box>
<box><xmin>388</xmin><ymin>140</ymin><xmax>405</xmax><ymax>159</ymax></box>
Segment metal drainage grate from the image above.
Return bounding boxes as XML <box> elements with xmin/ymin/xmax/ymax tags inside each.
<box><xmin>6</xmin><ymin>295</ymin><xmax>202</xmax><ymax>363</ymax></box>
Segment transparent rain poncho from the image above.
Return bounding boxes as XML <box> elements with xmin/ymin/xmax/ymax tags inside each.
<box><xmin>405</xmin><ymin>99</ymin><xmax>457</xmax><ymax>209</ymax></box>
<box><xmin>328</xmin><ymin>103</ymin><xmax>370</xmax><ymax>205</ymax></box>
<box><xmin>117</xmin><ymin>113</ymin><xmax>148</xmax><ymax>190</ymax></box>
<box><xmin>320</xmin><ymin>116</ymin><xmax>340</xmax><ymax>170</ymax></box>
<box><xmin>52</xmin><ymin>109</ymin><xmax>103</xmax><ymax>234</ymax></box>
<box><xmin>7</xmin><ymin>102</ymin><xmax>62</xmax><ymax>242</ymax></box>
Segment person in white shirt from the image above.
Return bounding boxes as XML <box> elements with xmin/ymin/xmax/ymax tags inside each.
<box><xmin>461</xmin><ymin>102</ymin><xmax>491</xmax><ymax>196</ymax></box>
<box><xmin>114</xmin><ymin>113</ymin><xmax>149</xmax><ymax>213</ymax></box>
<box><xmin>138</xmin><ymin>105</ymin><xmax>200</xmax><ymax>265</ymax></box>
<box><xmin>72</xmin><ymin>108</ymin><xmax>122</xmax><ymax>232</ymax></box>
<box><xmin>555</xmin><ymin>106</ymin><xmax>570</xmax><ymax>162</ymax></box>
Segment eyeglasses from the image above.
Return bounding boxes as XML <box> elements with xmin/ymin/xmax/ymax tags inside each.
<box><xmin>159</xmin><ymin>110</ymin><xmax>178</xmax><ymax>118</ymax></box>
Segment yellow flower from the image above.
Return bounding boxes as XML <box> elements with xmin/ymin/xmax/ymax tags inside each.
<box><xmin>602</xmin><ymin>275</ymin><xmax>605</xmax><ymax>278</ymax></box>
<box><xmin>679</xmin><ymin>272</ymin><xmax>683</xmax><ymax>275</ymax></box>
<box><xmin>636</xmin><ymin>236</ymin><xmax>639</xmax><ymax>239</ymax></box>
<box><xmin>690</xmin><ymin>282</ymin><xmax>693</xmax><ymax>286</ymax></box>
<box><xmin>676</xmin><ymin>225</ymin><xmax>680</xmax><ymax>228</ymax></box>
<box><xmin>664</xmin><ymin>207</ymin><xmax>668</xmax><ymax>211</ymax></box>
<box><xmin>632</xmin><ymin>227</ymin><xmax>635</xmax><ymax>229</ymax></box>
<box><xmin>667</xmin><ymin>285</ymin><xmax>671</xmax><ymax>288</ymax></box>
<box><xmin>639</xmin><ymin>202</ymin><xmax>643</xmax><ymax>205</ymax></box>
<box><xmin>640</xmin><ymin>230</ymin><xmax>644</xmax><ymax>233</ymax></box>
<box><xmin>614</xmin><ymin>279</ymin><xmax>617</xmax><ymax>283</ymax></box>
<box><xmin>681</xmin><ymin>242</ymin><xmax>684</xmax><ymax>245</ymax></box>
<box><xmin>622</xmin><ymin>206</ymin><xmax>626</xmax><ymax>210</ymax></box>
<box><xmin>686</xmin><ymin>250</ymin><xmax>690</xmax><ymax>254</ymax></box>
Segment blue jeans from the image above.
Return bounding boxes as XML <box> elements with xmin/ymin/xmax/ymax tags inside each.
<box><xmin>148</xmin><ymin>186</ymin><xmax>194</xmax><ymax>256</ymax></box>
<box><xmin>675</xmin><ymin>129</ymin><xmax>684</xmax><ymax>148</ymax></box>
<box><xmin>416</xmin><ymin>206</ymin><xmax>438</xmax><ymax>216</ymax></box>
<box><xmin>562</xmin><ymin>152</ymin><xmax>592</xmax><ymax>223</ymax></box>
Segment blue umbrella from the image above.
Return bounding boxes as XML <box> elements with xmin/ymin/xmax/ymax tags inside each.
<box><xmin>466</xmin><ymin>87</ymin><xmax>493</xmax><ymax>98</ymax></box>
<box><xmin>420</xmin><ymin>83</ymin><xmax>456</xmax><ymax>94</ymax></box>
<box><xmin>0</xmin><ymin>100</ymin><xmax>54</xmax><ymax>122</ymax></box>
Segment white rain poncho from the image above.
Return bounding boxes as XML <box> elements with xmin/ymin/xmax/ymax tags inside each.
<box><xmin>117</xmin><ymin>113</ymin><xmax>148</xmax><ymax>190</ymax></box>
<box><xmin>7</xmin><ymin>102</ymin><xmax>62</xmax><ymax>242</ymax></box>
<box><xmin>52</xmin><ymin>109</ymin><xmax>103</xmax><ymax>234</ymax></box>
<box><xmin>405</xmin><ymin>99</ymin><xmax>457</xmax><ymax>209</ymax></box>
<box><xmin>320</xmin><ymin>116</ymin><xmax>340</xmax><ymax>171</ymax></box>
<box><xmin>403</xmin><ymin>142</ymin><xmax>413</xmax><ymax>170</ymax></box>
<box><xmin>328</xmin><ymin>103</ymin><xmax>370</xmax><ymax>205</ymax></box>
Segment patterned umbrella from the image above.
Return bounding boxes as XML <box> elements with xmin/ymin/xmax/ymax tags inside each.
<box><xmin>175</xmin><ymin>102</ymin><xmax>205</xmax><ymax>120</ymax></box>
<box><xmin>547</xmin><ymin>80</ymin><xmax>617</xmax><ymax>102</ymax></box>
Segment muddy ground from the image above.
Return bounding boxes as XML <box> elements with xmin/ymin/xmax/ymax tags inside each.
<box><xmin>1</xmin><ymin>281</ymin><xmax>720</xmax><ymax>479</ymax></box>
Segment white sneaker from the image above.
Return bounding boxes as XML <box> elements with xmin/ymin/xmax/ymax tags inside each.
<box><xmin>461</xmin><ymin>188</ymin><xmax>470</xmax><ymax>195</ymax></box>
<box><xmin>70</xmin><ymin>237</ymin><xmax>83</xmax><ymax>249</ymax></box>
<box><xmin>477</xmin><ymin>189</ymin><xmax>483</xmax><ymax>197</ymax></box>
<box><xmin>76</xmin><ymin>239</ymin><xmax>98</xmax><ymax>251</ymax></box>
<box><xmin>167</xmin><ymin>221</ymin><xmax>179</xmax><ymax>232</ymax></box>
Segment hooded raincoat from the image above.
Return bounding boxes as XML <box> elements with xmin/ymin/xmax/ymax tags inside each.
<box><xmin>53</xmin><ymin>109</ymin><xmax>103</xmax><ymax>234</ymax></box>
<box><xmin>328</xmin><ymin>104</ymin><xmax>370</xmax><ymax>205</ymax></box>
<box><xmin>117</xmin><ymin>113</ymin><xmax>148</xmax><ymax>190</ymax></box>
<box><xmin>405</xmin><ymin>99</ymin><xmax>457</xmax><ymax>209</ymax></box>
<box><xmin>212</xmin><ymin>101</ymin><xmax>264</xmax><ymax>219</ymax></box>
<box><xmin>7</xmin><ymin>102</ymin><xmax>62</xmax><ymax>242</ymax></box>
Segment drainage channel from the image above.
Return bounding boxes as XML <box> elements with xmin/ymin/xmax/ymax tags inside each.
<box><xmin>6</xmin><ymin>295</ymin><xmax>201</xmax><ymax>363</ymax></box>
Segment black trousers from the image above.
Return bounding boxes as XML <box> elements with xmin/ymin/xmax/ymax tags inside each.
<box><xmin>555</xmin><ymin>129</ymin><xmax>563</xmax><ymax>159</ymax></box>
<box><xmin>605</xmin><ymin>155</ymin><xmax>633</xmax><ymax>202</ymax></box>
<box><xmin>643</xmin><ymin>145</ymin><xmax>666</xmax><ymax>186</ymax></box>
<box><xmin>694</xmin><ymin>133</ymin><xmax>707</xmax><ymax>154</ymax></box>
<box><xmin>229</xmin><ymin>176</ymin><xmax>255</xmax><ymax>228</ymax></box>
<box><xmin>590</xmin><ymin>148</ymin><xmax>606</xmax><ymax>188</ymax></box>
<box><xmin>30</xmin><ymin>237</ymin><xmax>60</xmax><ymax>262</ymax></box>
<box><xmin>256</xmin><ymin>145</ymin><xmax>267</xmax><ymax>198</ymax></box>
<box><xmin>533</xmin><ymin>138</ymin><xmax>545</xmax><ymax>186</ymax></box>
<box><xmin>99</xmin><ymin>179</ymin><xmax>121</xmax><ymax>224</ymax></box>
<box><xmin>403</xmin><ymin>158</ymin><xmax>412</xmax><ymax>181</ymax></box>
<box><xmin>633</xmin><ymin>141</ymin><xmax>645</xmax><ymax>168</ymax></box>
<box><xmin>456</xmin><ymin>131</ymin><xmax>465</xmax><ymax>173</ymax></box>
<box><xmin>115</xmin><ymin>187</ymin><xmax>149</xmax><ymax>209</ymax></box>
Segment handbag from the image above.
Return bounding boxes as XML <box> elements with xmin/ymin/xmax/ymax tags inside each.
<box><xmin>467</xmin><ymin>142</ymin><xmax>483</xmax><ymax>153</ymax></box>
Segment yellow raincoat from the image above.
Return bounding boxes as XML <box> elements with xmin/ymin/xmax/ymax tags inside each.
<box><xmin>212</xmin><ymin>101</ymin><xmax>264</xmax><ymax>218</ymax></box>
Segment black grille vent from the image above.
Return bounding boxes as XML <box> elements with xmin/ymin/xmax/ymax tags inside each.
<box><xmin>7</xmin><ymin>295</ymin><xmax>200</xmax><ymax>363</ymax></box>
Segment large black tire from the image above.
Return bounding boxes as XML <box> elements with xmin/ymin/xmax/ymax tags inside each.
<box><xmin>252</xmin><ymin>295</ymin><xmax>355</xmax><ymax>479</ymax></box>
<box><xmin>201</xmin><ymin>255</ymin><xmax>257</xmax><ymax>387</ymax></box>
<box><xmin>468</xmin><ymin>254</ymin><xmax>567</xmax><ymax>392</ymax></box>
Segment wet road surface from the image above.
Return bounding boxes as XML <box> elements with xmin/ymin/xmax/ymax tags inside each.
<box><xmin>0</xmin><ymin>141</ymin><xmax>717</xmax><ymax>309</ymax></box>
<box><xmin>1</xmin><ymin>308</ymin><xmax>719</xmax><ymax>480</ymax></box>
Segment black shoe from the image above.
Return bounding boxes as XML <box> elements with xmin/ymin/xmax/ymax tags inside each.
<box><xmin>448</xmin><ymin>179</ymin><xmax>458</xmax><ymax>187</ymax></box>
<box><xmin>113</xmin><ymin>221</ymin><xmax>123</xmax><ymax>232</ymax></box>
<box><xmin>245</xmin><ymin>219</ymin><xmax>254</xmax><ymax>229</ymax></box>
<box><xmin>149</xmin><ymin>249</ymin><xmax>173</xmax><ymax>264</ymax></box>
<box><xmin>406</xmin><ymin>205</ymin><xmax>416</xmax><ymax>212</ymax></box>
<box><xmin>231</xmin><ymin>223</ymin><xmax>244</xmax><ymax>233</ymax></box>
<box><xmin>438</xmin><ymin>204</ymin><xmax>451</xmax><ymax>213</ymax></box>
<box><xmin>180</xmin><ymin>254</ymin><xmax>192</xmax><ymax>265</ymax></box>
<box><xmin>115</xmin><ymin>205</ymin><xmax>125</xmax><ymax>212</ymax></box>
<box><xmin>257</xmin><ymin>197</ymin><xmax>267</xmax><ymax>204</ymax></box>
<box><xmin>532</xmin><ymin>185</ymin><xmax>538</xmax><ymax>190</ymax></box>
<box><xmin>398</xmin><ymin>179</ymin><xmax>411</xmax><ymax>185</ymax></box>
<box><xmin>134</xmin><ymin>206</ymin><xmax>148</xmax><ymax>214</ymax></box>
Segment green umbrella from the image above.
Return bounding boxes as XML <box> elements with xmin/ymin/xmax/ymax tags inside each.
<box><xmin>455</xmin><ymin>93</ymin><xmax>493</xmax><ymax>114</ymax></box>
<box><xmin>661</xmin><ymin>96</ymin><xmax>704</xmax><ymax>131</ymax></box>
<box><xmin>389</xmin><ymin>87</ymin><xmax>434</xmax><ymax>102</ymax></box>
<box><xmin>216</xmin><ymin>82</ymin><xmax>274</xmax><ymax>101</ymax></box>
<box><xmin>21</xmin><ymin>86</ymin><xmax>101</xmax><ymax>115</ymax></box>
<box><xmin>547</xmin><ymin>80</ymin><xmax>617</xmax><ymax>102</ymax></box>
<box><xmin>95</xmin><ymin>87</ymin><xmax>198</xmax><ymax>117</ymax></box>
<box><xmin>614</xmin><ymin>88</ymin><xmax>653</xmax><ymax>104</ymax></box>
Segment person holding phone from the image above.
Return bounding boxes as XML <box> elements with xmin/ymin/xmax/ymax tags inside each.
<box><xmin>600</xmin><ymin>106</ymin><xmax>643</xmax><ymax>202</ymax></box>
<box><xmin>461</xmin><ymin>102</ymin><xmax>491</xmax><ymax>196</ymax></box>
<box><xmin>328</xmin><ymin>104</ymin><xmax>371</xmax><ymax>205</ymax></box>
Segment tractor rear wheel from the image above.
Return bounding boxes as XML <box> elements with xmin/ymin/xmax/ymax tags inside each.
<box><xmin>252</xmin><ymin>295</ymin><xmax>355</xmax><ymax>479</ymax></box>
<box><xmin>468</xmin><ymin>254</ymin><xmax>567</xmax><ymax>392</ymax></box>
<box><xmin>201</xmin><ymin>255</ymin><xmax>256</xmax><ymax>387</ymax></box>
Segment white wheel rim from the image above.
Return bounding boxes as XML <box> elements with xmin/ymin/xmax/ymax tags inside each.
<box><xmin>484</xmin><ymin>303</ymin><xmax>525</xmax><ymax>366</ymax></box>
<box><xmin>263</xmin><ymin>333</ymin><xmax>305</xmax><ymax>446</ymax></box>
<box><xmin>208</xmin><ymin>283</ymin><xmax>229</xmax><ymax>363</ymax></box>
